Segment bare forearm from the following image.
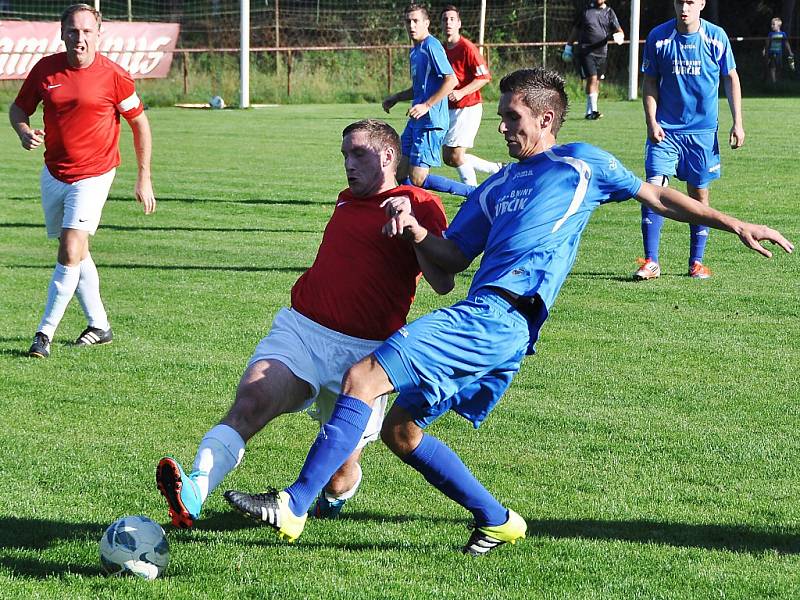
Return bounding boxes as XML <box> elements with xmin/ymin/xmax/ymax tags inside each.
<box><xmin>638</xmin><ymin>182</ymin><xmax>738</xmax><ymax>232</ymax></box>
<box><xmin>130</xmin><ymin>113</ymin><xmax>152</xmax><ymax>176</ymax></box>
<box><xmin>724</xmin><ymin>72</ymin><xmax>743</xmax><ymax>128</ymax></box>
<box><xmin>426</xmin><ymin>75</ymin><xmax>458</xmax><ymax>108</ymax></box>
<box><xmin>455</xmin><ymin>77</ymin><xmax>489</xmax><ymax>97</ymax></box>
<box><xmin>9</xmin><ymin>103</ymin><xmax>31</xmax><ymax>136</ymax></box>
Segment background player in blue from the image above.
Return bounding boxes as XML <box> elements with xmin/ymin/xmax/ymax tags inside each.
<box><xmin>382</xmin><ymin>4</ymin><xmax>473</xmax><ymax>198</ymax></box>
<box><xmin>224</xmin><ymin>68</ymin><xmax>793</xmax><ymax>555</ymax></box>
<box><xmin>635</xmin><ymin>0</ymin><xmax>744</xmax><ymax>281</ymax></box>
<box><xmin>763</xmin><ymin>17</ymin><xmax>795</xmax><ymax>85</ymax></box>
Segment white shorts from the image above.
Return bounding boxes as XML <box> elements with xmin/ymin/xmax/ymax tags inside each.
<box><xmin>443</xmin><ymin>103</ymin><xmax>483</xmax><ymax>149</ymax></box>
<box><xmin>248</xmin><ymin>307</ymin><xmax>388</xmax><ymax>449</ymax></box>
<box><xmin>40</xmin><ymin>166</ymin><xmax>116</xmax><ymax>239</ymax></box>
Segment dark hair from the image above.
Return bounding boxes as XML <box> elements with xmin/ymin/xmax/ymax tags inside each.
<box><xmin>61</xmin><ymin>3</ymin><xmax>101</xmax><ymax>29</ymax></box>
<box><xmin>440</xmin><ymin>5</ymin><xmax>460</xmax><ymax>19</ymax></box>
<box><xmin>499</xmin><ymin>68</ymin><xmax>569</xmax><ymax>135</ymax></box>
<box><xmin>405</xmin><ymin>4</ymin><xmax>430</xmax><ymax>20</ymax></box>
<box><xmin>342</xmin><ymin>119</ymin><xmax>401</xmax><ymax>165</ymax></box>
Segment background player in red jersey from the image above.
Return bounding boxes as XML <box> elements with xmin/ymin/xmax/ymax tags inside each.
<box><xmin>156</xmin><ymin>119</ymin><xmax>453</xmax><ymax>528</ymax></box>
<box><xmin>9</xmin><ymin>3</ymin><xmax>156</xmax><ymax>358</ymax></box>
<box><xmin>440</xmin><ymin>5</ymin><xmax>502</xmax><ymax>187</ymax></box>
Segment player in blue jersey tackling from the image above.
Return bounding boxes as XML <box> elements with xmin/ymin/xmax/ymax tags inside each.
<box><xmin>224</xmin><ymin>67</ymin><xmax>793</xmax><ymax>555</ymax></box>
<box><xmin>634</xmin><ymin>0</ymin><xmax>744</xmax><ymax>281</ymax></box>
<box><xmin>382</xmin><ymin>4</ymin><xmax>474</xmax><ymax>198</ymax></box>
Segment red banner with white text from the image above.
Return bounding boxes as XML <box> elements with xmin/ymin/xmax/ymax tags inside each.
<box><xmin>0</xmin><ymin>21</ymin><xmax>180</xmax><ymax>80</ymax></box>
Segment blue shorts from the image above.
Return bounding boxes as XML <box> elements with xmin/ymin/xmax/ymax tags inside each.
<box><xmin>374</xmin><ymin>289</ymin><xmax>530</xmax><ymax>429</ymax></box>
<box><xmin>401</xmin><ymin>124</ymin><xmax>444</xmax><ymax>168</ymax></box>
<box><xmin>645</xmin><ymin>131</ymin><xmax>720</xmax><ymax>189</ymax></box>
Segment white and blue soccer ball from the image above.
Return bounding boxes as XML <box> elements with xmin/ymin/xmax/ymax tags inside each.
<box><xmin>99</xmin><ymin>515</ymin><xmax>169</xmax><ymax>580</ymax></box>
<box><xmin>209</xmin><ymin>95</ymin><xmax>226</xmax><ymax>110</ymax></box>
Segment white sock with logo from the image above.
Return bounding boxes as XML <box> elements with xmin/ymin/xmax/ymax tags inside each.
<box><xmin>192</xmin><ymin>424</ymin><xmax>245</xmax><ymax>502</ymax></box>
<box><xmin>75</xmin><ymin>254</ymin><xmax>110</xmax><ymax>330</ymax></box>
<box><xmin>38</xmin><ymin>262</ymin><xmax>80</xmax><ymax>339</ymax></box>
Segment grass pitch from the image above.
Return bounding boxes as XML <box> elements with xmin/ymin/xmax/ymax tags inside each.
<box><xmin>1</xmin><ymin>100</ymin><xmax>798</xmax><ymax>599</ymax></box>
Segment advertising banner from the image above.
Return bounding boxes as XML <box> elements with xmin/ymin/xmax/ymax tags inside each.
<box><xmin>0</xmin><ymin>21</ymin><xmax>181</xmax><ymax>79</ymax></box>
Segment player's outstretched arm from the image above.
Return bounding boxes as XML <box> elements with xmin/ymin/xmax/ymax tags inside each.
<box><xmin>9</xmin><ymin>102</ymin><xmax>44</xmax><ymax>151</ymax></box>
<box><xmin>128</xmin><ymin>112</ymin><xmax>156</xmax><ymax>214</ymax></box>
<box><xmin>636</xmin><ymin>182</ymin><xmax>794</xmax><ymax>258</ymax></box>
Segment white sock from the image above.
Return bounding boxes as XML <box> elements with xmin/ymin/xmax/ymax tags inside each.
<box><xmin>38</xmin><ymin>262</ymin><xmax>80</xmax><ymax>339</ymax></box>
<box><xmin>589</xmin><ymin>93</ymin><xmax>599</xmax><ymax>113</ymax></box>
<box><xmin>455</xmin><ymin>163</ymin><xmax>477</xmax><ymax>186</ymax></box>
<box><xmin>192</xmin><ymin>424</ymin><xmax>245</xmax><ymax>502</ymax></box>
<box><xmin>75</xmin><ymin>254</ymin><xmax>109</xmax><ymax>330</ymax></box>
<box><xmin>325</xmin><ymin>462</ymin><xmax>362</xmax><ymax>502</ymax></box>
<box><xmin>466</xmin><ymin>154</ymin><xmax>502</xmax><ymax>175</ymax></box>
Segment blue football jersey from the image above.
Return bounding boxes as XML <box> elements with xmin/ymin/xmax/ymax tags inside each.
<box><xmin>445</xmin><ymin>143</ymin><xmax>642</xmax><ymax>310</ymax></box>
<box><xmin>642</xmin><ymin>19</ymin><xmax>736</xmax><ymax>133</ymax></box>
<box><xmin>409</xmin><ymin>35</ymin><xmax>453</xmax><ymax>131</ymax></box>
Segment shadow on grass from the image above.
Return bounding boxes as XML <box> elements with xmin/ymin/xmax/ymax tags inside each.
<box><xmin>0</xmin><ymin>222</ymin><xmax>320</xmax><ymax>234</ymax></box>
<box><xmin>528</xmin><ymin>518</ymin><xmax>800</xmax><ymax>555</ymax></box>
<box><xmin>6</xmin><ymin>263</ymin><xmax>308</xmax><ymax>274</ymax></box>
<box><xmin>7</xmin><ymin>195</ymin><xmax>328</xmax><ymax>206</ymax></box>
<box><xmin>0</xmin><ymin>517</ymin><xmax>105</xmax><ymax>579</ymax></box>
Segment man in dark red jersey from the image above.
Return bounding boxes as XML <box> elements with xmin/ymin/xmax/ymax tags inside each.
<box><xmin>9</xmin><ymin>3</ymin><xmax>155</xmax><ymax>358</ymax></box>
<box><xmin>440</xmin><ymin>5</ymin><xmax>501</xmax><ymax>187</ymax></box>
<box><xmin>156</xmin><ymin>119</ymin><xmax>453</xmax><ymax>529</ymax></box>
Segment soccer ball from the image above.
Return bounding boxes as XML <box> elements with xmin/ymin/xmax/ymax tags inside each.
<box><xmin>99</xmin><ymin>515</ymin><xmax>169</xmax><ymax>580</ymax></box>
<box><xmin>209</xmin><ymin>95</ymin><xmax>226</xmax><ymax>110</ymax></box>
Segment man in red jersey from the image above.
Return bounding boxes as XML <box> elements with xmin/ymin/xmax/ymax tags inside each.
<box><xmin>440</xmin><ymin>5</ymin><xmax>501</xmax><ymax>187</ymax></box>
<box><xmin>156</xmin><ymin>119</ymin><xmax>453</xmax><ymax>528</ymax></box>
<box><xmin>9</xmin><ymin>3</ymin><xmax>156</xmax><ymax>358</ymax></box>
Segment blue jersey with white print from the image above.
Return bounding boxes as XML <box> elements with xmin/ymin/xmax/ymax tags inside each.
<box><xmin>409</xmin><ymin>35</ymin><xmax>454</xmax><ymax>131</ymax></box>
<box><xmin>642</xmin><ymin>19</ymin><xmax>736</xmax><ymax>133</ymax></box>
<box><xmin>445</xmin><ymin>143</ymin><xmax>642</xmax><ymax>311</ymax></box>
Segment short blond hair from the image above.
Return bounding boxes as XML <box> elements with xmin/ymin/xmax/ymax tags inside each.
<box><xmin>61</xmin><ymin>3</ymin><xmax>102</xmax><ymax>29</ymax></box>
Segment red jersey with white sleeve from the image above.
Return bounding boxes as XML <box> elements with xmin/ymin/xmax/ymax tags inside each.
<box><xmin>446</xmin><ymin>37</ymin><xmax>491</xmax><ymax>109</ymax></box>
<box><xmin>291</xmin><ymin>185</ymin><xmax>448</xmax><ymax>341</ymax></box>
<box><xmin>14</xmin><ymin>52</ymin><xmax>144</xmax><ymax>184</ymax></box>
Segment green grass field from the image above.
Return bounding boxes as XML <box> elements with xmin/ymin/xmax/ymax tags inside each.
<box><xmin>1</xmin><ymin>99</ymin><xmax>798</xmax><ymax>599</ymax></box>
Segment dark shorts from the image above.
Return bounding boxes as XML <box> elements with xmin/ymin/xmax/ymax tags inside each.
<box><xmin>579</xmin><ymin>53</ymin><xmax>607</xmax><ymax>79</ymax></box>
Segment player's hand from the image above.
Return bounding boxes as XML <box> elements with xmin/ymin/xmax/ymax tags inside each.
<box><xmin>407</xmin><ymin>102</ymin><xmax>430</xmax><ymax>120</ymax></box>
<box><xmin>647</xmin><ymin>123</ymin><xmax>665</xmax><ymax>144</ymax></box>
<box><xmin>382</xmin><ymin>210</ymin><xmax>426</xmax><ymax>243</ymax></box>
<box><xmin>448</xmin><ymin>89</ymin><xmax>464</xmax><ymax>103</ymax></box>
<box><xmin>380</xmin><ymin>195</ymin><xmax>413</xmax><ymax>218</ymax></box>
<box><xmin>382</xmin><ymin>96</ymin><xmax>397</xmax><ymax>113</ymax></box>
<box><xmin>729</xmin><ymin>124</ymin><xmax>745</xmax><ymax>149</ymax></box>
<box><xmin>561</xmin><ymin>44</ymin><xmax>573</xmax><ymax>62</ymax></box>
<box><xmin>612</xmin><ymin>32</ymin><xmax>624</xmax><ymax>45</ymax></box>
<box><xmin>135</xmin><ymin>175</ymin><xmax>157</xmax><ymax>215</ymax></box>
<box><xmin>20</xmin><ymin>128</ymin><xmax>45</xmax><ymax>151</ymax></box>
<box><xmin>735</xmin><ymin>223</ymin><xmax>794</xmax><ymax>258</ymax></box>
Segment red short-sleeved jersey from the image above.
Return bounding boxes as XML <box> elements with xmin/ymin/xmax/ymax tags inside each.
<box><xmin>446</xmin><ymin>37</ymin><xmax>491</xmax><ymax>109</ymax></box>
<box><xmin>14</xmin><ymin>53</ymin><xmax>143</xmax><ymax>183</ymax></box>
<box><xmin>291</xmin><ymin>185</ymin><xmax>448</xmax><ymax>341</ymax></box>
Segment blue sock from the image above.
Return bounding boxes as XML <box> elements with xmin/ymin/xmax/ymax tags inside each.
<box><xmin>689</xmin><ymin>225</ymin><xmax>709</xmax><ymax>266</ymax></box>
<box><xmin>285</xmin><ymin>395</ymin><xmax>372</xmax><ymax>515</ymax></box>
<box><xmin>402</xmin><ymin>433</ymin><xmax>508</xmax><ymax>527</ymax></box>
<box><xmin>641</xmin><ymin>204</ymin><xmax>664</xmax><ymax>263</ymax></box>
<box><xmin>409</xmin><ymin>174</ymin><xmax>475</xmax><ymax>197</ymax></box>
